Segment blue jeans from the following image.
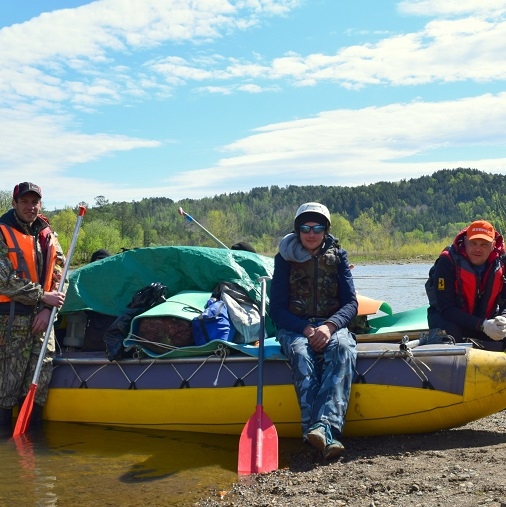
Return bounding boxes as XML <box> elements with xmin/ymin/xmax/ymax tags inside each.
<box><xmin>277</xmin><ymin>327</ymin><xmax>357</xmax><ymax>438</ymax></box>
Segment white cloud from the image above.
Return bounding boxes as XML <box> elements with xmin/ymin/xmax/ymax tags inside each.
<box><xmin>0</xmin><ymin>0</ymin><xmax>300</xmax><ymax>110</ymax></box>
<box><xmin>0</xmin><ymin>107</ymin><xmax>159</xmax><ymax>183</ymax></box>
<box><xmin>398</xmin><ymin>0</ymin><xmax>506</xmax><ymax>17</ymax></box>
<box><xmin>146</xmin><ymin>14</ymin><xmax>506</xmax><ymax>90</ymax></box>
<box><xmin>3</xmin><ymin>0</ymin><xmax>506</xmax><ymax>113</ymax></box>
<box><xmin>124</xmin><ymin>92</ymin><xmax>506</xmax><ymax>202</ymax></box>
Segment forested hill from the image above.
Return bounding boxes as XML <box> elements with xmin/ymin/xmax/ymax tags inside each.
<box><xmin>177</xmin><ymin>167</ymin><xmax>506</xmax><ymax>238</ymax></box>
<box><xmin>130</xmin><ymin>167</ymin><xmax>506</xmax><ymax>253</ymax></box>
<box><xmin>2</xmin><ymin>167</ymin><xmax>506</xmax><ymax>261</ymax></box>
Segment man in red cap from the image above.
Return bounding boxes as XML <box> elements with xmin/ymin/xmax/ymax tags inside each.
<box><xmin>426</xmin><ymin>219</ymin><xmax>506</xmax><ymax>349</ymax></box>
<box><xmin>0</xmin><ymin>182</ymin><xmax>66</xmax><ymax>434</ymax></box>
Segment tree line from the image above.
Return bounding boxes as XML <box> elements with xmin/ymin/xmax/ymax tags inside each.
<box><xmin>1</xmin><ymin>168</ymin><xmax>506</xmax><ymax>265</ymax></box>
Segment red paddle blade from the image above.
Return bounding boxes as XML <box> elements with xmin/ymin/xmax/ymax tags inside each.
<box><xmin>238</xmin><ymin>405</ymin><xmax>278</xmax><ymax>475</ymax></box>
<box><xmin>12</xmin><ymin>384</ymin><xmax>37</xmax><ymax>437</ymax></box>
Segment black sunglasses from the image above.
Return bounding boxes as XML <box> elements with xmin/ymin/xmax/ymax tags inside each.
<box><xmin>299</xmin><ymin>224</ymin><xmax>326</xmax><ymax>234</ymax></box>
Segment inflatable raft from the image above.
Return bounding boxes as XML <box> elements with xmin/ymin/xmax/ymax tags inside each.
<box><xmin>49</xmin><ymin>246</ymin><xmax>506</xmax><ymax>437</ymax></box>
<box><xmin>46</xmin><ymin>340</ymin><xmax>506</xmax><ymax>438</ymax></box>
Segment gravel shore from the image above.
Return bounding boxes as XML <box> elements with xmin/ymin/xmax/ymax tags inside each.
<box><xmin>196</xmin><ymin>410</ymin><xmax>506</xmax><ymax>507</ymax></box>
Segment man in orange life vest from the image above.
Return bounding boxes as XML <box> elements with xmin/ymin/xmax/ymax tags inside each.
<box><xmin>0</xmin><ymin>182</ymin><xmax>66</xmax><ymax>433</ymax></box>
<box><xmin>426</xmin><ymin>219</ymin><xmax>506</xmax><ymax>349</ymax></box>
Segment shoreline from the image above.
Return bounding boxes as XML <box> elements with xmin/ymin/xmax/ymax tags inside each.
<box><xmin>196</xmin><ymin>410</ymin><xmax>506</xmax><ymax>507</ymax></box>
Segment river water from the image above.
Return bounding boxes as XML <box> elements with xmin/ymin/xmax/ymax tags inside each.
<box><xmin>352</xmin><ymin>262</ymin><xmax>431</xmax><ymax>313</ymax></box>
<box><xmin>0</xmin><ymin>263</ymin><xmax>432</xmax><ymax>507</ymax></box>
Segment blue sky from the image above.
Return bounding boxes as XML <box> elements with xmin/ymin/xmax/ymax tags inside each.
<box><xmin>2</xmin><ymin>0</ymin><xmax>506</xmax><ymax>210</ymax></box>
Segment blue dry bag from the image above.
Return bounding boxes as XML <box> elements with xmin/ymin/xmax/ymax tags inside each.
<box><xmin>192</xmin><ymin>298</ymin><xmax>236</xmax><ymax>346</ymax></box>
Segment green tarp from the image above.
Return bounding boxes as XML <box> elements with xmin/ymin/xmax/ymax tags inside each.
<box><xmin>365</xmin><ymin>305</ymin><xmax>429</xmax><ymax>334</ymax></box>
<box><xmin>62</xmin><ymin>246</ymin><xmax>274</xmax><ymax>319</ymax></box>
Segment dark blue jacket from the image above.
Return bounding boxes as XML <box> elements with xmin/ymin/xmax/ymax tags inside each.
<box><xmin>428</xmin><ymin>249</ymin><xmax>506</xmax><ymax>332</ymax></box>
<box><xmin>269</xmin><ymin>236</ymin><xmax>357</xmax><ymax>334</ymax></box>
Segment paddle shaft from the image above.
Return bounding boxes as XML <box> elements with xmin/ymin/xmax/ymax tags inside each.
<box><xmin>13</xmin><ymin>206</ymin><xmax>86</xmax><ymax>436</ymax></box>
<box><xmin>357</xmin><ymin>330</ymin><xmax>426</xmax><ymax>343</ymax></box>
<box><xmin>177</xmin><ymin>207</ymin><xmax>229</xmax><ymax>249</ymax></box>
<box><xmin>256</xmin><ymin>277</ymin><xmax>268</xmax><ymax>407</ymax></box>
<box><xmin>255</xmin><ymin>275</ymin><xmax>269</xmax><ymax>471</ymax></box>
<box><xmin>32</xmin><ymin>206</ymin><xmax>86</xmax><ymax>382</ymax></box>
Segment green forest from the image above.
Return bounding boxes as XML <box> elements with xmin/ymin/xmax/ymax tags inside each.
<box><xmin>2</xmin><ymin>168</ymin><xmax>506</xmax><ymax>265</ymax></box>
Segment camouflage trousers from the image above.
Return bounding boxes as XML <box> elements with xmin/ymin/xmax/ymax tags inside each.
<box><xmin>0</xmin><ymin>313</ymin><xmax>55</xmax><ymax>408</ymax></box>
<box><xmin>277</xmin><ymin>326</ymin><xmax>357</xmax><ymax>438</ymax></box>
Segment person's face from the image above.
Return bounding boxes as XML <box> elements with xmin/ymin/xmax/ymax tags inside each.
<box><xmin>464</xmin><ymin>236</ymin><xmax>494</xmax><ymax>266</ymax></box>
<box><xmin>299</xmin><ymin>222</ymin><xmax>326</xmax><ymax>253</ymax></box>
<box><xmin>12</xmin><ymin>192</ymin><xmax>42</xmax><ymax>225</ymax></box>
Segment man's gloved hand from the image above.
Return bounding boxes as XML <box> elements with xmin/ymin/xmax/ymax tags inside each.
<box><xmin>494</xmin><ymin>315</ymin><xmax>506</xmax><ymax>331</ymax></box>
<box><xmin>483</xmin><ymin>319</ymin><xmax>506</xmax><ymax>341</ymax></box>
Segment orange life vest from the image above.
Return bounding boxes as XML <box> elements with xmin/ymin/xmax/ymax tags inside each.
<box><xmin>0</xmin><ymin>224</ymin><xmax>57</xmax><ymax>304</ymax></box>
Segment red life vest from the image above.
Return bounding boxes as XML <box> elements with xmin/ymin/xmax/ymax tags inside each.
<box><xmin>436</xmin><ymin>228</ymin><xmax>506</xmax><ymax>318</ymax></box>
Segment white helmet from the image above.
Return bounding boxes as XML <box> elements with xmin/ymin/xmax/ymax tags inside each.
<box><xmin>294</xmin><ymin>202</ymin><xmax>331</xmax><ymax>229</ymax></box>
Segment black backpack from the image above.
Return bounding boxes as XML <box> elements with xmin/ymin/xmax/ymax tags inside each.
<box><xmin>104</xmin><ymin>282</ymin><xmax>167</xmax><ymax>361</ymax></box>
<box><xmin>127</xmin><ymin>282</ymin><xmax>167</xmax><ymax>309</ymax></box>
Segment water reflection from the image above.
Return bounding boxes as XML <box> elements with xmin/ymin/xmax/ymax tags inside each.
<box><xmin>0</xmin><ymin>422</ymin><xmax>299</xmax><ymax>506</ymax></box>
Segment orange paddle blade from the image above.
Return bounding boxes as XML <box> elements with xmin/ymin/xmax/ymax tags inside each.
<box><xmin>12</xmin><ymin>384</ymin><xmax>37</xmax><ymax>437</ymax></box>
<box><xmin>238</xmin><ymin>405</ymin><xmax>278</xmax><ymax>475</ymax></box>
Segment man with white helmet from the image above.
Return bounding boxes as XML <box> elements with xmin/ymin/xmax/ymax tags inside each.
<box><xmin>269</xmin><ymin>202</ymin><xmax>358</xmax><ymax>460</ymax></box>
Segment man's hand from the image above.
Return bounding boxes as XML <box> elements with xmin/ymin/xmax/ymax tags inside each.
<box><xmin>41</xmin><ymin>290</ymin><xmax>66</xmax><ymax>309</ymax></box>
<box><xmin>495</xmin><ymin>315</ymin><xmax>506</xmax><ymax>332</ymax></box>
<box><xmin>32</xmin><ymin>308</ymin><xmax>51</xmax><ymax>334</ymax></box>
<box><xmin>308</xmin><ymin>323</ymin><xmax>336</xmax><ymax>353</ymax></box>
<box><xmin>483</xmin><ymin>319</ymin><xmax>506</xmax><ymax>341</ymax></box>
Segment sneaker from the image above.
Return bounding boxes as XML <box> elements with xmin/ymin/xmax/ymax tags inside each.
<box><xmin>323</xmin><ymin>439</ymin><xmax>345</xmax><ymax>460</ymax></box>
<box><xmin>304</xmin><ymin>425</ymin><xmax>327</xmax><ymax>451</ymax></box>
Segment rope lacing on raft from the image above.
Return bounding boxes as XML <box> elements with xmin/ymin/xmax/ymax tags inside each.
<box><xmin>353</xmin><ymin>347</ymin><xmax>434</xmax><ymax>390</ymax></box>
<box><xmin>63</xmin><ymin>361</ymin><xmax>109</xmax><ymax>389</ymax></box>
<box><xmin>115</xmin><ymin>359</ymin><xmax>159</xmax><ymax>390</ymax></box>
<box><xmin>53</xmin><ymin>343</ymin><xmax>262</xmax><ymax>390</ymax></box>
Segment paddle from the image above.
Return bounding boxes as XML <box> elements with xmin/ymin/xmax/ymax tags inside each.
<box><xmin>177</xmin><ymin>207</ymin><xmax>229</xmax><ymax>249</ymax></box>
<box><xmin>13</xmin><ymin>205</ymin><xmax>86</xmax><ymax>437</ymax></box>
<box><xmin>399</xmin><ymin>328</ymin><xmax>455</xmax><ymax>351</ymax></box>
<box><xmin>238</xmin><ymin>276</ymin><xmax>278</xmax><ymax>475</ymax></box>
<box><xmin>357</xmin><ymin>330</ymin><xmax>426</xmax><ymax>342</ymax></box>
